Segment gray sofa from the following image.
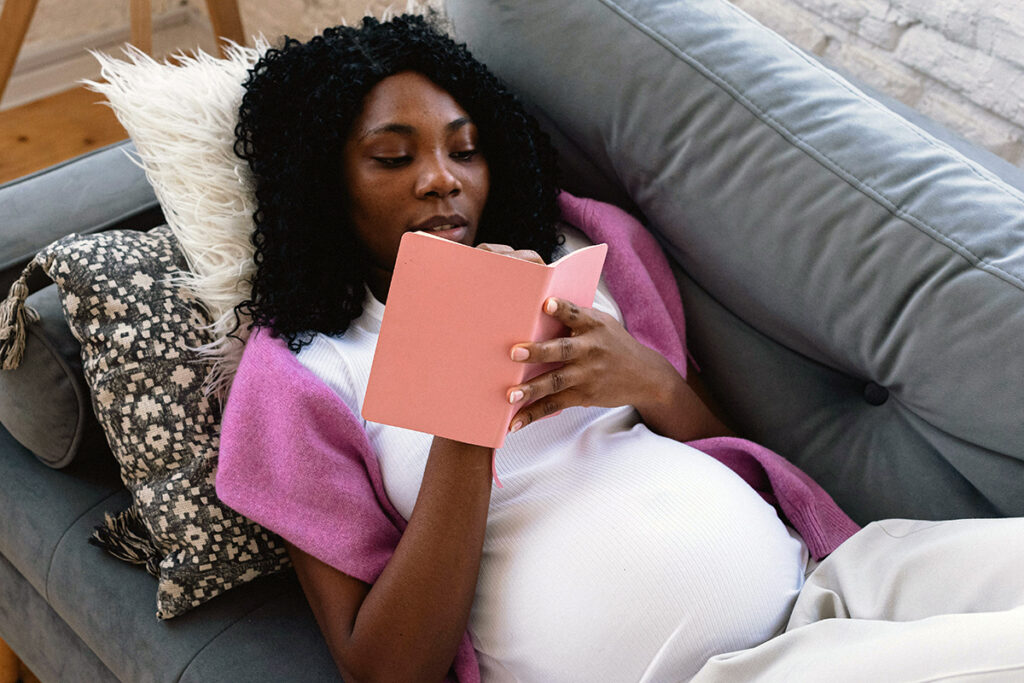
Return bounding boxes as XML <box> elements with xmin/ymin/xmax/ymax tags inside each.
<box><xmin>2</xmin><ymin>0</ymin><xmax>1023</xmax><ymax>681</ymax></box>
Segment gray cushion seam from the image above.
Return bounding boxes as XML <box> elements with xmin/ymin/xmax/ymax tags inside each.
<box><xmin>598</xmin><ymin>0</ymin><xmax>1024</xmax><ymax>292</ymax></box>
<box><xmin>43</xmin><ymin>489</ymin><xmax>127</xmax><ymax>603</ymax></box>
<box><xmin>173</xmin><ymin>591</ymin><xmax>288</xmax><ymax>682</ymax></box>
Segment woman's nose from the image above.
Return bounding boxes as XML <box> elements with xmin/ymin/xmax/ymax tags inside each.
<box><xmin>415</xmin><ymin>154</ymin><xmax>461</xmax><ymax>198</ymax></box>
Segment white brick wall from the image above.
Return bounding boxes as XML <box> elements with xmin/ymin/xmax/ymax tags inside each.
<box><xmin>730</xmin><ymin>0</ymin><xmax>1024</xmax><ymax>169</ymax></box>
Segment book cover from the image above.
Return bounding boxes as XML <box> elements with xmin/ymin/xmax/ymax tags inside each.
<box><xmin>362</xmin><ymin>230</ymin><xmax>608</xmax><ymax>448</ymax></box>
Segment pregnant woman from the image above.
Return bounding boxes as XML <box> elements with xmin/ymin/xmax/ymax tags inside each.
<box><xmin>216</xmin><ymin>12</ymin><xmax>1024</xmax><ymax>682</ymax></box>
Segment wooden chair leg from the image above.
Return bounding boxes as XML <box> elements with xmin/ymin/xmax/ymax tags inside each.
<box><xmin>0</xmin><ymin>0</ymin><xmax>39</xmax><ymax>104</ymax></box>
<box><xmin>205</xmin><ymin>0</ymin><xmax>246</xmax><ymax>56</ymax></box>
<box><xmin>0</xmin><ymin>637</ymin><xmax>20</xmax><ymax>683</ymax></box>
<box><xmin>130</xmin><ymin>0</ymin><xmax>153</xmax><ymax>55</ymax></box>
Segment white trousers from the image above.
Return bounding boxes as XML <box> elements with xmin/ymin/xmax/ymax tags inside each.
<box><xmin>691</xmin><ymin>518</ymin><xmax>1024</xmax><ymax>682</ymax></box>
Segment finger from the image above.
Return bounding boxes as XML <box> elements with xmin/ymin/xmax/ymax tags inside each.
<box><xmin>542</xmin><ymin>296</ymin><xmax>588</xmax><ymax>328</ymax></box>
<box><xmin>510</xmin><ymin>333</ymin><xmax>582</xmax><ymax>365</ymax></box>
<box><xmin>476</xmin><ymin>244</ymin><xmax>545</xmax><ymax>264</ymax></box>
<box><xmin>509</xmin><ymin>249</ymin><xmax>545</xmax><ymax>265</ymax></box>
<box><xmin>508</xmin><ymin>390</ymin><xmax>578</xmax><ymax>433</ymax></box>
<box><xmin>507</xmin><ymin>366</ymin><xmax>580</xmax><ymax>405</ymax></box>
<box><xmin>476</xmin><ymin>243</ymin><xmax>515</xmax><ymax>255</ymax></box>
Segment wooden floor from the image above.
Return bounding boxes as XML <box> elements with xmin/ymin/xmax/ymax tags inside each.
<box><xmin>0</xmin><ymin>86</ymin><xmax>127</xmax><ymax>185</ymax></box>
<box><xmin>0</xmin><ymin>637</ymin><xmax>40</xmax><ymax>683</ymax></box>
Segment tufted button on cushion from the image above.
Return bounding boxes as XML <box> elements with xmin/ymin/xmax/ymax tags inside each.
<box><xmin>863</xmin><ymin>382</ymin><xmax>889</xmax><ymax>406</ymax></box>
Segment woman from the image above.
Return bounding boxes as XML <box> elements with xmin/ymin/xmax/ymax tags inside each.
<box><xmin>217</xmin><ymin>12</ymin><xmax>1024</xmax><ymax>683</ymax></box>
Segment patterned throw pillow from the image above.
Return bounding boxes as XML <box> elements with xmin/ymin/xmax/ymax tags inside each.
<box><xmin>19</xmin><ymin>226</ymin><xmax>288</xmax><ymax>619</ymax></box>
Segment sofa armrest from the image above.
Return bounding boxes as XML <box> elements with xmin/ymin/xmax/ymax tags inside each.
<box><xmin>0</xmin><ymin>140</ymin><xmax>164</xmax><ymax>294</ymax></box>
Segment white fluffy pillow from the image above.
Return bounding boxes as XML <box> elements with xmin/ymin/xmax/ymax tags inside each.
<box><xmin>85</xmin><ymin>41</ymin><xmax>268</xmax><ymax>399</ymax></box>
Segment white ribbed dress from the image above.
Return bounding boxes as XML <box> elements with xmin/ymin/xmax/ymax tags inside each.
<box><xmin>296</xmin><ymin>232</ymin><xmax>808</xmax><ymax>682</ymax></box>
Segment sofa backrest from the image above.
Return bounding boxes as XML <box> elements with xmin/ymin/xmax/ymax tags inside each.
<box><xmin>447</xmin><ymin>0</ymin><xmax>1024</xmax><ymax>523</ymax></box>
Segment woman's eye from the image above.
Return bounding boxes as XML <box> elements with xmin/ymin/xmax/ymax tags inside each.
<box><xmin>451</xmin><ymin>150</ymin><xmax>478</xmax><ymax>161</ymax></box>
<box><xmin>373</xmin><ymin>156</ymin><xmax>411</xmax><ymax>167</ymax></box>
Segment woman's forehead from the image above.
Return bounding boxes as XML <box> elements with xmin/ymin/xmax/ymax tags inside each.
<box><xmin>353</xmin><ymin>71</ymin><xmax>473</xmax><ymax>135</ymax></box>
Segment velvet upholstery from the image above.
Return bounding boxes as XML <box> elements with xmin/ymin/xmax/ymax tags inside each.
<box><xmin>0</xmin><ymin>552</ymin><xmax>119</xmax><ymax>683</ymax></box>
<box><xmin>0</xmin><ymin>140</ymin><xmax>339</xmax><ymax>681</ymax></box>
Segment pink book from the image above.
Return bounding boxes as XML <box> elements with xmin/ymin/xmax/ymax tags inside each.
<box><xmin>363</xmin><ymin>231</ymin><xmax>608</xmax><ymax>449</ymax></box>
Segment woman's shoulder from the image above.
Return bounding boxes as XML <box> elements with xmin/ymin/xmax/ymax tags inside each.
<box><xmin>294</xmin><ymin>330</ymin><xmax>374</xmax><ymax>422</ymax></box>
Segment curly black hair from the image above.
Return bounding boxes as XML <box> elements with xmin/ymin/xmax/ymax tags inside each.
<box><xmin>233</xmin><ymin>12</ymin><xmax>561</xmax><ymax>351</ymax></box>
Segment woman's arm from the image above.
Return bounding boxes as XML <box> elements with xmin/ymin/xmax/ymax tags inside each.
<box><xmin>288</xmin><ymin>436</ymin><xmax>493</xmax><ymax>683</ymax></box>
<box><xmin>507</xmin><ymin>297</ymin><xmax>731</xmax><ymax>442</ymax></box>
<box><xmin>628</xmin><ymin>350</ymin><xmax>732</xmax><ymax>442</ymax></box>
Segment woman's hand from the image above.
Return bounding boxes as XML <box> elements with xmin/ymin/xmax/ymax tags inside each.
<box><xmin>475</xmin><ymin>242</ymin><xmax>546</xmax><ymax>264</ymax></box>
<box><xmin>507</xmin><ymin>297</ymin><xmax>729</xmax><ymax>442</ymax></box>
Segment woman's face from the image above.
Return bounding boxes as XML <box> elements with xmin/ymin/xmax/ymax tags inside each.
<box><xmin>342</xmin><ymin>70</ymin><xmax>490</xmax><ymax>302</ymax></box>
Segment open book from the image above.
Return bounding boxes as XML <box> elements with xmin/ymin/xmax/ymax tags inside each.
<box><xmin>363</xmin><ymin>230</ymin><xmax>608</xmax><ymax>449</ymax></box>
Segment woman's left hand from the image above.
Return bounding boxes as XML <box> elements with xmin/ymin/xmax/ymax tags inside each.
<box><xmin>507</xmin><ymin>296</ymin><xmax>701</xmax><ymax>437</ymax></box>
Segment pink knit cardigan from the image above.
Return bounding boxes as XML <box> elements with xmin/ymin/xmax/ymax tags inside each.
<box><xmin>216</xmin><ymin>191</ymin><xmax>859</xmax><ymax>682</ymax></box>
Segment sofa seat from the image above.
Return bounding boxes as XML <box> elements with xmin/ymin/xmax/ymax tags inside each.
<box><xmin>0</xmin><ymin>424</ymin><xmax>341</xmax><ymax>682</ymax></box>
<box><xmin>0</xmin><ymin>427</ymin><xmax>122</xmax><ymax>599</ymax></box>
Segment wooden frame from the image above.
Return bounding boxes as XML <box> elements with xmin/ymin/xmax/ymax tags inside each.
<box><xmin>0</xmin><ymin>0</ymin><xmax>245</xmax><ymax>103</ymax></box>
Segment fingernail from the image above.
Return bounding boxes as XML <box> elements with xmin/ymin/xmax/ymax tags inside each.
<box><xmin>545</xmin><ymin>298</ymin><xmax>558</xmax><ymax>314</ymax></box>
<box><xmin>509</xmin><ymin>420</ymin><xmax>523</xmax><ymax>433</ymax></box>
<box><xmin>511</xmin><ymin>347</ymin><xmax>529</xmax><ymax>361</ymax></box>
<box><xmin>508</xmin><ymin>389</ymin><xmax>524</xmax><ymax>403</ymax></box>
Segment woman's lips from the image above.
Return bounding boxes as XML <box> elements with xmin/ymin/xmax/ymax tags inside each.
<box><xmin>418</xmin><ymin>225</ymin><xmax>468</xmax><ymax>241</ymax></box>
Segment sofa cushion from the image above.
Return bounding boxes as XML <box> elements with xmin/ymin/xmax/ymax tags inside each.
<box><xmin>0</xmin><ymin>536</ymin><xmax>120</xmax><ymax>683</ymax></box>
<box><xmin>0</xmin><ymin>285</ymin><xmax>109</xmax><ymax>468</ymax></box>
<box><xmin>7</xmin><ymin>226</ymin><xmax>289</xmax><ymax>618</ymax></box>
<box><xmin>1</xmin><ymin>424</ymin><xmax>338</xmax><ymax>681</ymax></box>
<box><xmin>448</xmin><ymin>0</ymin><xmax>1024</xmax><ymax>523</ymax></box>
<box><xmin>43</xmin><ymin>486</ymin><xmax>339</xmax><ymax>682</ymax></box>
<box><xmin>0</xmin><ymin>426</ymin><xmax>122</xmax><ymax>599</ymax></box>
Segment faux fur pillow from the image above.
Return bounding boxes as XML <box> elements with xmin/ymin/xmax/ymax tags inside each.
<box><xmin>85</xmin><ymin>43</ymin><xmax>267</xmax><ymax>398</ymax></box>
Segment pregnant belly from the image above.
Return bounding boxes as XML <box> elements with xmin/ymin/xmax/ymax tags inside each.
<box><xmin>470</xmin><ymin>421</ymin><xmax>807</xmax><ymax>682</ymax></box>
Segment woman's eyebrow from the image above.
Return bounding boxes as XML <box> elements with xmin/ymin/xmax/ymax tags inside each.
<box><xmin>446</xmin><ymin>117</ymin><xmax>472</xmax><ymax>132</ymax></box>
<box><xmin>361</xmin><ymin>117</ymin><xmax>473</xmax><ymax>139</ymax></box>
<box><xmin>363</xmin><ymin>123</ymin><xmax>414</xmax><ymax>138</ymax></box>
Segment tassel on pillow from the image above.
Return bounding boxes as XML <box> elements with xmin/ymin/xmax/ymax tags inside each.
<box><xmin>0</xmin><ymin>254</ymin><xmax>52</xmax><ymax>370</ymax></box>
